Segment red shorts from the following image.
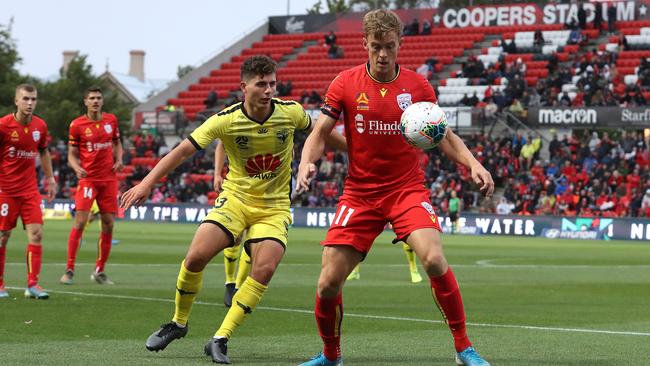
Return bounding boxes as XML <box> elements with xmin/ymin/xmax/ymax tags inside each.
<box><xmin>74</xmin><ymin>179</ymin><xmax>118</xmax><ymax>214</ymax></box>
<box><xmin>0</xmin><ymin>193</ymin><xmax>43</xmax><ymax>231</ymax></box>
<box><xmin>322</xmin><ymin>185</ymin><xmax>441</xmax><ymax>255</ymax></box>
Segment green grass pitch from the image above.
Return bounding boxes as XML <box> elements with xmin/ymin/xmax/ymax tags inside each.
<box><xmin>0</xmin><ymin>220</ymin><xmax>649</xmax><ymax>365</ymax></box>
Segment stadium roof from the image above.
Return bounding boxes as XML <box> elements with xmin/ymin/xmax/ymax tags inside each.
<box><xmin>101</xmin><ymin>71</ymin><xmax>170</xmax><ymax>104</ymax></box>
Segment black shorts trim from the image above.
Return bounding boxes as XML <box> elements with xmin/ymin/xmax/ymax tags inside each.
<box><xmin>244</xmin><ymin>237</ymin><xmax>286</xmax><ymax>256</ymax></box>
<box><xmin>201</xmin><ymin>219</ymin><xmax>235</xmax><ymax>246</ymax></box>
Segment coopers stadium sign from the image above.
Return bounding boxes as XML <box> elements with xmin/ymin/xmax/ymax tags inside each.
<box><xmin>440</xmin><ymin>1</ymin><xmax>637</xmax><ymax>28</ymax></box>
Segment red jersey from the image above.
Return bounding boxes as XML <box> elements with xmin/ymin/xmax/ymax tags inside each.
<box><xmin>321</xmin><ymin>63</ymin><xmax>437</xmax><ymax>195</ymax></box>
<box><xmin>68</xmin><ymin>113</ymin><xmax>120</xmax><ymax>181</ymax></box>
<box><xmin>0</xmin><ymin>114</ymin><xmax>49</xmax><ymax>195</ymax></box>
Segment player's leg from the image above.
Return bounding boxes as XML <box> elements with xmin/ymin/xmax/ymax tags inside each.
<box><xmin>0</xmin><ymin>231</ymin><xmax>11</xmax><ymax>298</ymax></box>
<box><xmin>390</xmin><ymin>188</ymin><xmax>489</xmax><ymax>366</ymax></box>
<box><xmin>346</xmin><ymin>263</ymin><xmax>360</xmax><ymax>280</ymax></box>
<box><xmin>208</xmin><ymin>210</ymin><xmax>290</xmax><ymax>363</ymax></box>
<box><xmin>222</xmin><ymin>236</ymin><xmax>241</xmax><ymax>307</ymax></box>
<box><xmin>301</xmin><ymin>196</ymin><xmax>383</xmax><ymax>366</ymax></box>
<box><xmin>0</xmin><ymin>195</ymin><xmax>18</xmax><ymax>298</ymax></box>
<box><xmin>63</xmin><ymin>180</ymin><xmax>95</xmax><ymax>284</ymax></box>
<box><xmin>91</xmin><ymin>181</ymin><xmax>118</xmax><ymax>284</ymax></box>
<box><xmin>402</xmin><ymin>242</ymin><xmax>422</xmax><ymax>283</ymax></box>
<box><xmin>234</xmin><ymin>241</ymin><xmax>251</xmax><ymax>290</ymax></box>
<box><xmin>91</xmin><ymin>212</ymin><xmax>115</xmax><ymax>284</ymax></box>
<box><xmin>407</xmin><ymin>229</ymin><xmax>489</xmax><ymax>365</ymax></box>
<box><xmin>24</xmin><ymin>223</ymin><xmax>48</xmax><ymax>299</ymax></box>
<box><xmin>146</xmin><ymin>222</ymin><xmax>234</xmax><ymax>352</ymax></box>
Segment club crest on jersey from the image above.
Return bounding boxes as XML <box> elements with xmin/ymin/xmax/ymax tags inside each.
<box><xmin>421</xmin><ymin>201</ymin><xmax>435</xmax><ymax>215</ymax></box>
<box><xmin>32</xmin><ymin>130</ymin><xmax>40</xmax><ymax>142</ymax></box>
<box><xmin>276</xmin><ymin>129</ymin><xmax>290</xmax><ymax>144</ymax></box>
<box><xmin>104</xmin><ymin>124</ymin><xmax>113</xmax><ymax>134</ymax></box>
<box><xmin>355</xmin><ymin>114</ymin><xmax>365</xmax><ymax>134</ymax></box>
<box><xmin>356</xmin><ymin>92</ymin><xmax>369</xmax><ymax>110</ymax></box>
<box><xmin>397</xmin><ymin>93</ymin><xmax>412</xmax><ymax>111</ymax></box>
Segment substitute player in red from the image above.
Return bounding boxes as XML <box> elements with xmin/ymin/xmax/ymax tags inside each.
<box><xmin>60</xmin><ymin>87</ymin><xmax>123</xmax><ymax>285</ymax></box>
<box><xmin>0</xmin><ymin>84</ymin><xmax>57</xmax><ymax>299</ymax></box>
<box><xmin>296</xmin><ymin>10</ymin><xmax>493</xmax><ymax>366</ymax></box>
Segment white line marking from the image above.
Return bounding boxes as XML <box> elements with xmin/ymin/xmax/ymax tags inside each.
<box><xmin>7</xmin><ymin>262</ymin><xmax>650</xmax><ymax>269</ymax></box>
<box><xmin>7</xmin><ymin>287</ymin><xmax>650</xmax><ymax>337</ymax></box>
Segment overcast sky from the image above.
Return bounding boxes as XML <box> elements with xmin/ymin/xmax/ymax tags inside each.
<box><xmin>4</xmin><ymin>0</ymin><xmax>318</xmax><ymax>81</ymax></box>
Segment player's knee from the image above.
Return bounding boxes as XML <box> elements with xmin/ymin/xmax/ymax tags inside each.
<box><xmin>184</xmin><ymin>255</ymin><xmax>208</xmax><ymax>272</ymax></box>
<box><xmin>420</xmin><ymin>253</ymin><xmax>447</xmax><ymax>273</ymax></box>
<box><xmin>317</xmin><ymin>275</ymin><xmax>344</xmax><ymax>297</ymax></box>
<box><xmin>101</xmin><ymin>219</ymin><xmax>114</xmax><ymax>232</ymax></box>
<box><xmin>0</xmin><ymin>232</ymin><xmax>10</xmax><ymax>246</ymax></box>
<box><xmin>28</xmin><ymin>229</ymin><xmax>43</xmax><ymax>243</ymax></box>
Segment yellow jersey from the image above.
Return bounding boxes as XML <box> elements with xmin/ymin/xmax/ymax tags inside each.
<box><xmin>189</xmin><ymin>99</ymin><xmax>311</xmax><ymax>207</ymax></box>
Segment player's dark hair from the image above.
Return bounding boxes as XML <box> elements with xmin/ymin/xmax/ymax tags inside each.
<box><xmin>84</xmin><ymin>86</ymin><xmax>103</xmax><ymax>98</ymax></box>
<box><xmin>15</xmin><ymin>83</ymin><xmax>37</xmax><ymax>95</ymax></box>
<box><xmin>240</xmin><ymin>55</ymin><xmax>276</xmax><ymax>81</ymax></box>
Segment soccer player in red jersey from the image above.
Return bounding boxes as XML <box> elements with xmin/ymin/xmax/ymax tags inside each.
<box><xmin>296</xmin><ymin>10</ymin><xmax>494</xmax><ymax>366</ymax></box>
<box><xmin>61</xmin><ymin>87</ymin><xmax>123</xmax><ymax>286</ymax></box>
<box><xmin>0</xmin><ymin>84</ymin><xmax>57</xmax><ymax>299</ymax></box>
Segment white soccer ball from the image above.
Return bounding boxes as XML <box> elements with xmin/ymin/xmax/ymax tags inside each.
<box><xmin>399</xmin><ymin>102</ymin><xmax>448</xmax><ymax>150</ymax></box>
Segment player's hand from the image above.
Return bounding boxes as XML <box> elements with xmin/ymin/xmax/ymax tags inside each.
<box><xmin>214</xmin><ymin>175</ymin><xmax>224</xmax><ymax>192</ymax></box>
<box><xmin>46</xmin><ymin>178</ymin><xmax>57</xmax><ymax>202</ymax></box>
<box><xmin>113</xmin><ymin>161</ymin><xmax>124</xmax><ymax>172</ymax></box>
<box><xmin>470</xmin><ymin>163</ymin><xmax>494</xmax><ymax>197</ymax></box>
<box><xmin>295</xmin><ymin>162</ymin><xmax>316</xmax><ymax>194</ymax></box>
<box><xmin>74</xmin><ymin>167</ymin><xmax>88</xmax><ymax>179</ymax></box>
<box><xmin>120</xmin><ymin>184</ymin><xmax>152</xmax><ymax>211</ymax></box>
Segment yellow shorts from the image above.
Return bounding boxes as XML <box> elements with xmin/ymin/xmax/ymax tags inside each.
<box><xmin>203</xmin><ymin>191</ymin><xmax>292</xmax><ymax>249</ymax></box>
<box><xmin>90</xmin><ymin>200</ymin><xmax>100</xmax><ymax>215</ymax></box>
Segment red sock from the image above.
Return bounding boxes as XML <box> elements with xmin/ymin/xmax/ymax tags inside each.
<box><xmin>95</xmin><ymin>232</ymin><xmax>112</xmax><ymax>273</ymax></box>
<box><xmin>26</xmin><ymin>244</ymin><xmax>42</xmax><ymax>288</ymax></box>
<box><xmin>429</xmin><ymin>267</ymin><xmax>471</xmax><ymax>352</ymax></box>
<box><xmin>66</xmin><ymin>228</ymin><xmax>83</xmax><ymax>271</ymax></box>
<box><xmin>315</xmin><ymin>293</ymin><xmax>343</xmax><ymax>361</ymax></box>
<box><xmin>0</xmin><ymin>245</ymin><xmax>6</xmax><ymax>287</ymax></box>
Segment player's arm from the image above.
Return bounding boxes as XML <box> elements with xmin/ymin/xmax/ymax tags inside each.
<box><xmin>307</xmin><ymin>123</ymin><xmax>347</xmax><ymax>152</ymax></box>
<box><xmin>112</xmin><ymin>137</ymin><xmax>124</xmax><ymax>172</ymax></box>
<box><xmin>438</xmin><ymin>129</ymin><xmax>494</xmax><ymax>197</ymax></box>
<box><xmin>120</xmin><ymin>139</ymin><xmax>198</xmax><ymax>209</ymax></box>
<box><xmin>68</xmin><ymin>144</ymin><xmax>87</xmax><ymax>179</ymax></box>
<box><xmin>39</xmin><ymin>147</ymin><xmax>57</xmax><ymax>201</ymax></box>
<box><xmin>213</xmin><ymin>140</ymin><xmax>226</xmax><ymax>192</ymax></box>
<box><xmin>296</xmin><ymin>113</ymin><xmax>338</xmax><ymax>193</ymax></box>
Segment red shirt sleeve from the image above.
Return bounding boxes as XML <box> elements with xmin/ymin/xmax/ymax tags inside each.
<box><xmin>111</xmin><ymin>114</ymin><xmax>121</xmax><ymax>141</ymax></box>
<box><xmin>38</xmin><ymin>123</ymin><xmax>49</xmax><ymax>151</ymax></box>
<box><xmin>321</xmin><ymin>73</ymin><xmax>345</xmax><ymax>120</ymax></box>
<box><xmin>68</xmin><ymin>121</ymin><xmax>79</xmax><ymax>147</ymax></box>
<box><xmin>419</xmin><ymin>74</ymin><xmax>438</xmax><ymax>104</ymax></box>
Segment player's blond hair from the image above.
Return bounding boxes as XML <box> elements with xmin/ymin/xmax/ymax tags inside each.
<box><xmin>363</xmin><ymin>9</ymin><xmax>403</xmax><ymax>39</ymax></box>
<box><xmin>15</xmin><ymin>83</ymin><xmax>36</xmax><ymax>96</ymax></box>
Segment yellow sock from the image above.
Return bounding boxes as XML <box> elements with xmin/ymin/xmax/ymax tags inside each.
<box><xmin>171</xmin><ymin>260</ymin><xmax>203</xmax><ymax>326</ymax></box>
<box><xmin>235</xmin><ymin>249</ymin><xmax>251</xmax><ymax>289</ymax></box>
<box><xmin>403</xmin><ymin>243</ymin><xmax>418</xmax><ymax>273</ymax></box>
<box><xmin>223</xmin><ymin>244</ymin><xmax>240</xmax><ymax>284</ymax></box>
<box><xmin>215</xmin><ymin>276</ymin><xmax>267</xmax><ymax>339</ymax></box>
<box><xmin>351</xmin><ymin>264</ymin><xmax>360</xmax><ymax>275</ymax></box>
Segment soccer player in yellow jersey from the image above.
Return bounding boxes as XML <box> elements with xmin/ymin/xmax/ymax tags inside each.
<box><xmin>214</xmin><ymin>141</ymin><xmax>251</xmax><ymax>307</ymax></box>
<box><xmin>121</xmin><ymin>55</ymin><xmax>345</xmax><ymax>364</ymax></box>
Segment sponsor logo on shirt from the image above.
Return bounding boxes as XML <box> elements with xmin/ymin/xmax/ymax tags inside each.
<box><xmin>379</xmin><ymin>88</ymin><xmax>388</xmax><ymax>97</ymax></box>
<box><xmin>245</xmin><ymin>154</ymin><xmax>281</xmax><ymax>179</ymax></box>
<box><xmin>276</xmin><ymin>129</ymin><xmax>290</xmax><ymax>144</ymax></box>
<box><xmin>235</xmin><ymin>136</ymin><xmax>249</xmax><ymax>150</ymax></box>
<box><xmin>7</xmin><ymin>146</ymin><xmax>38</xmax><ymax>159</ymax></box>
<box><xmin>257</xmin><ymin>127</ymin><xmax>268</xmax><ymax>134</ymax></box>
<box><xmin>355</xmin><ymin>114</ymin><xmax>365</xmax><ymax>133</ymax></box>
<box><xmin>86</xmin><ymin>141</ymin><xmax>112</xmax><ymax>152</ymax></box>
<box><xmin>356</xmin><ymin>92</ymin><xmax>370</xmax><ymax>110</ymax></box>
<box><xmin>421</xmin><ymin>201</ymin><xmax>435</xmax><ymax>215</ymax></box>
<box><xmin>367</xmin><ymin>120</ymin><xmax>400</xmax><ymax>135</ymax></box>
<box><xmin>397</xmin><ymin>93</ymin><xmax>412</xmax><ymax>111</ymax></box>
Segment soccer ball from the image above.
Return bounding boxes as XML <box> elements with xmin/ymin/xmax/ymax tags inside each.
<box><xmin>399</xmin><ymin>102</ymin><xmax>448</xmax><ymax>150</ymax></box>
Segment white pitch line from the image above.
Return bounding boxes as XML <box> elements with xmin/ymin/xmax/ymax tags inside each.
<box><xmin>6</xmin><ymin>262</ymin><xmax>650</xmax><ymax>269</ymax></box>
<box><xmin>7</xmin><ymin>287</ymin><xmax>650</xmax><ymax>337</ymax></box>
